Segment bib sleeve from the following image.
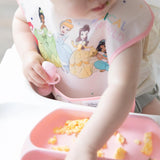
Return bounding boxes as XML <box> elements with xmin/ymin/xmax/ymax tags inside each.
<box><xmin>105</xmin><ymin>0</ymin><xmax>154</xmax><ymax>64</ymax></box>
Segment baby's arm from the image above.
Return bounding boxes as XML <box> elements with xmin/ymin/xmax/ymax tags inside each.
<box><xmin>12</xmin><ymin>7</ymin><xmax>50</xmax><ymax>88</ymax></box>
<box><xmin>66</xmin><ymin>41</ymin><xmax>142</xmax><ymax>160</ymax></box>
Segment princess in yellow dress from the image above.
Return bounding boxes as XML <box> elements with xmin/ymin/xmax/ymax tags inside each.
<box><xmin>70</xmin><ymin>25</ymin><xmax>97</xmax><ymax>78</ymax></box>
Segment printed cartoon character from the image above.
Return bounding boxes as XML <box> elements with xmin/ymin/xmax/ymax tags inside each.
<box><xmin>34</xmin><ymin>7</ymin><xmax>61</xmax><ymax>67</ymax></box>
<box><xmin>70</xmin><ymin>25</ymin><xmax>97</xmax><ymax>78</ymax></box>
<box><xmin>94</xmin><ymin>39</ymin><xmax>109</xmax><ymax>72</ymax></box>
<box><xmin>39</xmin><ymin>7</ymin><xmax>47</xmax><ymax>30</ymax></box>
<box><xmin>71</xmin><ymin>24</ymin><xmax>90</xmax><ymax>50</ymax></box>
<box><xmin>56</xmin><ymin>19</ymin><xmax>74</xmax><ymax>73</ymax></box>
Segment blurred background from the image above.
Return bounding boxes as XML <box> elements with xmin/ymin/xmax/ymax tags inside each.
<box><xmin>0</xmin><ymin>0</ymin><xmax>17</xmax><ymax>62</ymax></box>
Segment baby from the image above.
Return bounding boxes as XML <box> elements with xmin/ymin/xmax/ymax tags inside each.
<box><xmin>12</xmin><ymin>0</ymin><xmax>160</xmax><ymax>159</ymax></box>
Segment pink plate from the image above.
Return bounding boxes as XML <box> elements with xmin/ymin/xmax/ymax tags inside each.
<box><xmin>21</xmin><ymin>108</ymin><xmax>160</xmax><ymax>160</ymax></box>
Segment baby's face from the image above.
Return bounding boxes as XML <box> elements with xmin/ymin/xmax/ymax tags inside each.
<box><xmin>51</xmin><ymin>0</ymin><xmax>117</xmax><ymax>19</ymax></box>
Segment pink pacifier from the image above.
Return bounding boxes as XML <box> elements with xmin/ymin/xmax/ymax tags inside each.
<box><xmin>42</xmin><ymin>61</ymin><xmax>60</xmax><ymax>85</ymax></box>
<box><xmin>35</xmin><ymin>61</ymin><xmax>60</xmax><ymax>96</ymax></box>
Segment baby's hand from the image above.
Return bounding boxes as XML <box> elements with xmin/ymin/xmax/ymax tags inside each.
<box><xmin>65</xmin><ymin>142</ymin><xmax>97</xmax><ymax>160</ymax></box>
<box><xmin>22</xmin><ymin>51</ymin><xmax>50</xmax><ymax>88</ymax></box>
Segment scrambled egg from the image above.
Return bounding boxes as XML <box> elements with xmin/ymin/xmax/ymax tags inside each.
<box><xmin>141</xmin><ymin>132</ymin><xmax>153</xmax><ymax>156</ymax></box>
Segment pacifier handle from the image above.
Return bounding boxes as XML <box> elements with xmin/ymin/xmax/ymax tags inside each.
<box><xmin>48</xmin><ymin>73</ymin><xmax>61</xmax><ymax>85</ymax></box>
<box><xmin>42</xmin><ymin>61</ymin><xmax>61</xmax><ymax>85</ymax></box>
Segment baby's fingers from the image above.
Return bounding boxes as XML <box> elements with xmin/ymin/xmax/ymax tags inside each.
<box><xmin>28</xmin><ymin>69</ymin><xmax>48</xmax><ymax>88</ymax></box>
<box><xmin>32</xmin><ymin>63</ymin><xmax>50</xmax><ymax>83</ymax></box>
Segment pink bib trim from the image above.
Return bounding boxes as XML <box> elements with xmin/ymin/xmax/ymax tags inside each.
<box><xmin>109</xmin><ymin>1</ymin><xmax>154</xmax><ymax>64</ymax></box>
<box><xmin>53</xmin><ymin>86</ymin><xmax>135</xmax><ymax>112</ymax></box>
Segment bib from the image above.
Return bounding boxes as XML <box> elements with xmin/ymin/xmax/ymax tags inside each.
<box><xmin>17</xmin><ymin>0</ymin><xmax>153</xmax><ymax>107</ymax></box>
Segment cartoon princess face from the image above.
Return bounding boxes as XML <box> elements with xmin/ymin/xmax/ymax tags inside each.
<box><xmin>96</xmin><ymin>39</ymin><xmax>106</xmax><ymax>53</ymax></box>
<box><xmin>76</xmin><ymin>24</ymin><xmax>90</xmax><ymax>46</ymax></box>
<box><xmin>60</xmin><ymin>19</ymin><xmax>74</xmax><ymax>35</ymax></box>
<box><xmin>60</xmin><ymin>25</ymin><xmax>70</xmax><ymax>35</ymax></box>
<box><xmin>80</xmin><ymin>30</ymin><xmax>89</xmax><ymax>41</ymax></box>
<box><xmin>39</xmin><ymin>8</ymin><xmax>45</xmax><ymax>24</ymax></box>
<box><xmin>38</xmin><ymin>7</ymin><xmax>47</xmax><ymax>30</ymax></box>
<box><xmin>99</xmin><ymin>44</ymin><xmax>106</xmax><ymax>53</ymax></box>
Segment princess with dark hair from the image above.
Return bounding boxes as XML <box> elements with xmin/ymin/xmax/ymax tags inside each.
<box><xmin>94</xmin><ymin>39</ymin><xmax>109</xmax><ymax>72</ymax></box>
<box><xmin>33</xmin><ymin>7</ymin><xmax>61</xmax><ymax>67</ymax></box>
<box><xmin>38</xmin><ymin>7</ymin><xmax>47</xmax><ymax>30</ymax></box>
<box><xmin>76</xmin><ymin>25</ymin><xmax>90</xmax><ymax>49</ymax></box>
<box><xmin>72</xmin><ymin>25</ymin><xmax>90</xmax><ymax>50</ymax></box>
<box><xmin>70</xmin><ymin>24</ymin><xmax>97</xmax><ymax>78</ymax></box>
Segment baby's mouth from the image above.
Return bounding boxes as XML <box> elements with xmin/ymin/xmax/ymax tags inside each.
<box><xmin>91</xmin><ymin>1</ymin><xmax>109</xmax><ymax>12</ymax></box>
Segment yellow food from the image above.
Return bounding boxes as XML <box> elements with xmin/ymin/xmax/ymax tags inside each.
<box><xmin>117</xmin><ymin>133</ymin><xmax>126</xmax><ymax>145</ymax></box>
<box><xmin>48</xmin><ymin>118</ymin><xmax>108</xmax><ymax>158</ymax></box>
<box><xmin>52</xmin><ymin>145</ymin><xmax>70</xmax><ymax>152</ymax></box>
<box><xmin>114</xmin><ymin>147</ymin><xmax>126</xmax><ymax>160</ymax></box>
<box><xmin>97</xmin><ymin>150</ymin><xmax>104</xmax><ymax>158</ymax></box>
<box><xmin>134</xmin><ymin>139</ymin><xmax>142</xmax><ymax>145</ymax></box>
<box><xmin>48</xmin><ymin>136</ymin><xmax>57</xmax><ymax>145</ymax></box>
<box><xmin>53</xmin><ymin>118</ymin><xmax>89</xmax><ymax>135</ymax></box>
<box><xmin>141</xmin><ymin>132</ymin><xmax>153</xmax><ymax>156</ymax></box>
<box><xmin>48</xmin><ymin>119</ymin><xmax>155</xmax><ymax>159</ymax></box>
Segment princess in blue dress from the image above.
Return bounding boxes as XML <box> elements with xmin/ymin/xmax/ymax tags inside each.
<box><xmin>94</xmin><ymin>39</ymin><xmax>109</xmax><ymax>72</ymax></box>
<box><xmin>56</xmin><ymin>19</ymin><xmax>74</xmax><ymax>72</ymax></box>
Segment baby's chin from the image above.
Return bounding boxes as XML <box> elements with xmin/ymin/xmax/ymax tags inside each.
<box><xmin>85</xmin><ymin>0</ymin><xmax>117</xmax><ymax>20</ymax></box>
<box><xmin>84</xmin><ymin>10</ymin><xmax>109</xmax><ymax>20</ymax></box>
<box><xmin>54</xmin><ymin>0</ymin><xmax>117</xmax><ymax>20</ymax></box>
<box><xmin>66</xmin><ymin>9</ymin><xmax>109</xmax><ymax>20</ymax></box>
